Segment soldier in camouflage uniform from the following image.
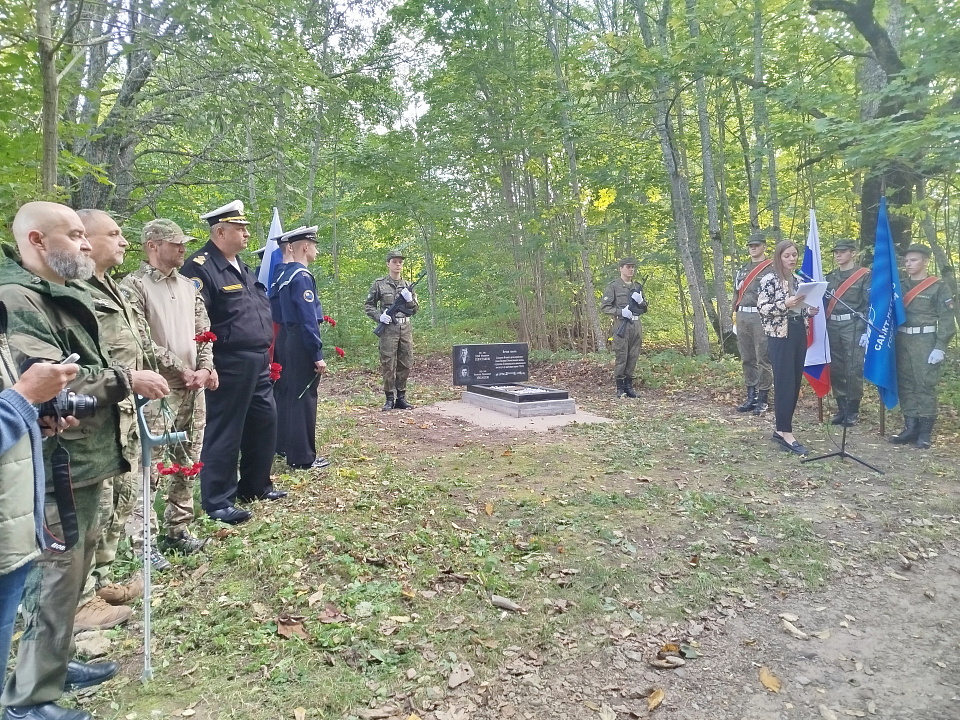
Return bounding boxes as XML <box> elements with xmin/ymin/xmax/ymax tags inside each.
<box><xmin>74</xmin><ymin>210</ymin><xmax>170</xmax><ymax>627</ymax></box>
<box><xmin>365</xmin><ymin>249</ymin><xmax>419</xmax><ymax>410</ymax></box>
<box><xmin>824</xmin><ymin>239</ymin><xmax>871</xmax><ymax>426</ymax></box>
<box><xmin>733</xmin><ymin>234</ymin><xmax>773</xmax><ymax>414</ymax></box>
<box><xmin>121</xmin><ymin>219</ymin><xmax>216</xmax><ymax>558</ymax></box>
<box><xmin>890</xmin><ymin>244</ymin><xmax>956</xmax><ymax>448</ymax></box>
<box><xmin>600</xmin><ymin>257</ymin><xmax>647</xmax><ymax>398</ymax></box>
<box><xmin>0</xmin><ymin>202</ymin><xmax>164</xmax><ymax>718</ymax></box>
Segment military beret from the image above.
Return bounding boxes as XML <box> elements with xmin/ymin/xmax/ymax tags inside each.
<box><xmin>618</xmin><ymin>257</ymin><xmax>637</xmax><ymax>267</ymax></box>
<box><xmin>831</xmin><ymin>239</ymin><xmax>857</xmax><ymax>252</ymax></box>
<box><xmin>904</xmin><ymin>243</ymin><xmax>932</xmax><ymax>257</ymax></box>
<box><xmin>386</xmin><ymin>249</ymin><xmax>405</xmax><ymax>261</ymax></box>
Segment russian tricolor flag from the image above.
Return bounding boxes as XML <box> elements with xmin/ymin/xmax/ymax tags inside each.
<box><xmin>802</xmin><ymin>209</ymin><xmax>832</xmax><ymax>398</ymax></box>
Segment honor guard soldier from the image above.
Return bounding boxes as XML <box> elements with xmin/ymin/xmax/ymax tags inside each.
<box><xmin>600</xmin><ymin>257</ymin><xmax>647</xmax><ymax>398</ymax></box>
<box><xmin>733</xmin><ymin>234</ymin><xmax>774</xmax><ymax>414</ymax></box>
<box><xmin>272</xmin><ymin>226</ymin><xmax>331</xmax><ymax>470</ymax></box>
<box><xmin>365</xmin><ymin>249</ymin><xmax>419</xmax><ymax>410</ymax></box>
<box><xmin>890</xmin><ymin>244</ymin><xmax>956</xmax><ymax>448</ymax></box>
<box><xmin>824</xmin><ymin>239</ymin><xmax>871</xmax><ymax>426</ymax></box>
<box><xmin>181</xmin><ymin>200</ymin><xmax>286</xmax><ymax>525</ymax></box>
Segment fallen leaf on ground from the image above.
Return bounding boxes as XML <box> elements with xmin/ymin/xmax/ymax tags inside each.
<box><xmin>811</xmin><ymin>629</ymin><xmax>831</xmax><ymax>640</ymax></box>
<box><xmin>277</xmin><ymin>613</ymin><xmax>309</xmax><ymax>640</ymax></box>
<box><xmin>759</xmin><ymin>667</ymin><xmax>781</xmax><ymax>693</ymax></box>
<box><xmin>782</xmin><ymin>618</ymin><xmax>809</xmax><ymax>640</ymax></box>
<box><xmin>819</xmin><ymin>705</ymin><xmax>839</xmax><ymax>720</ymax></box>
<box><xmin>317</xmin><ymin>602</ymin><xmax>349</xmax><ymax>623</ymax></box>
<box><xmin>191</xmin><ymin>563</ymin><xmax>209</xmax><ymax>580</ymax></box>
<box><xmin>357</xmin><ymin>708</ymin><xmax>399</xmax><ymax>720</ymax></box>
<box><xmin>779</xmin><ymin>612</ymin><xmax>800</xmax><ymax>622</ymax></box>
<box><xmin>598</xmin><ymin>704</ymin><xmax>616</xmax><ymax>720</ymax></box>
<box><xmin>294</xmin><ymin>708</ymin><xmax>306</xmax><ymax>720</ymax></box>
<box><xmin>447</xmin><ymin>661</ymin><xmax>475</xmax><ymax>688</ymax></box>
<box><xmin>490</xmin><ymin>594</ymin><xmax>523</xmax><ymax>612</ymax></box>
<box><xmin>307</xmin><ymin>587</ymin><xmax>324</xmax><ymax>607</ymax></box>
<box><xmin>485</xmin><ymin>502</ymin><xmax>494</xmax><ymax>515</ymax></box>
<box><xmin>647</xmin><ymin>688</ymin><xmax>665</xmax><ymax>710</ymax></box>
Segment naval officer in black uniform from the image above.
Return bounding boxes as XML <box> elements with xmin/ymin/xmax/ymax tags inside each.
<box><xmin>272</xmin><ymin>226</ymin><xmax>331</xmax><ymax>470</ymax></box>
<box><xmin>181</xmin><ymin>200</ymin><xmax>286</xmax><ymax>524</ymax></box>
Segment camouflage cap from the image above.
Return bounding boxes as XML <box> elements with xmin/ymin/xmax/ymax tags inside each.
<box><xmin>143</xmin><ymin>218</ymin><xmax>194</xmax><ymax>245</ymax></box>
<box><xmin>746</xmin><ymin>233</ymin><xmax>768</xmax><ymax>246</ymax></box>
<box><xmin>904</xmin><ymin>243</ymin><xmax>932</xmax><ymax>257</ymax></box>
<box><xmin>386</xmin><ymin>249</ymin><xmax>405</xmax><ymax>261</ymax></box>
<box><xmin>831</xmin><ymin>239</ymin><xmax>857</xmax><ymax>252</ymax></box>
<box><xmin>618</xmin><ymin>257</ymin><xmax>638</xmax><ymax>267</ymax></box>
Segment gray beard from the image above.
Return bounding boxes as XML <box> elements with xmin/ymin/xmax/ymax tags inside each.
<box><xmin>47</xmin><ymin>250</ymin><xmax>95</xmax><ymax>281</ymax></box>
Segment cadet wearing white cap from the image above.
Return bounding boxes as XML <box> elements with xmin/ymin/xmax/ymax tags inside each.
<box><xmin>180</xmin><ymin>201</ymin><xmax>285</xmax><ymax>525</ymax></box>
<box><xmin>271</xmin><ymin>227</ymin><xmax>331</xmax><ymax>469</ymax></box>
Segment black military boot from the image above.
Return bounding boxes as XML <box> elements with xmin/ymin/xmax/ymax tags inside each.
<box><xmin>830</xmin><ymin>397</ymin><xmax>847</xmax><ymax>425</ymax></box>
<box><xmin>394</xmin><ymin>392</ymin><xmax>413</xmax><ymax>410</ymax></box>
<box><xmin>736</xmin><ymin>386</ymin><xmax>757</xmax><ymax>413</ymax></box>
<box><xmin>915</xmin><ymin>417</ymin><xmax>935</xmax><ymax>449</ymax></box>
<box><xmin>753</xmin><ymin>389</ymin><xmax>769</xmax><ymax>415</ymax></box>
<box><xmin>890</xmin><ymin>417</ymin><xmax>919</xmax><ymax>444</ymax></box>
<box><xmin>623</xmin><ymin>377</ymin><xmax>638</xmax><ymax>399</ymax></box>
<box><xmin>382</xmin><ymin>392</ymin><xmax>395</xmax><ymax>411</ymax></box>
<box><xmin>842</xmin><ymin>398</ymin><xmax>860</xmax><ymax>427</ymax></box>
<box><xmin>615</xmin><ymin>379</ymin><xmax>625</xmax><ymax>398</ymax></box>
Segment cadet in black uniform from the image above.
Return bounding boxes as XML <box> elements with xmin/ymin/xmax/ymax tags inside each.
<box><xmin>181</xmin><ymin>200</ymin><xmax>285</xmax><ymax>525</ymax></box>
<box><xmin>273</xmin><ymin>226</ymin><xmax>331</xmax><ymax>470</ymax></box>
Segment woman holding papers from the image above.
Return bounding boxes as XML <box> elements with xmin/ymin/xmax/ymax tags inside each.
<box><xmin>757</xmin><ymin>240</ymin><xmax>820</xmax><ymax>456</ymax></box>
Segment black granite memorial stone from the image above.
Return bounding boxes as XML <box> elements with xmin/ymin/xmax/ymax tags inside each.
<box><xmin>452</xmin><ymin>343</ymin><xmax>529</xmax><ymax>386</ymax></box>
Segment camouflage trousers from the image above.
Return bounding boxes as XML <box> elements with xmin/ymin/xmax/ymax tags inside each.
<box><xmin>736</xmin><ymin>310</ymin><xmax>772</xmax><ymax>390</ymax></box>
<box><xmin>379</xmin><ymin>321</ymin><xmax>414</xmax><ymax>394</ymax></box>
<box><xmin>896</xmin><ymin>333</ymin><xmax>942</xmax><ymax>418</ymax></box>
<box><xmin>128</xmin><ymin>387</ymin><xmax>205</xmax><ymax>547</ymax></box>
<box><xmin>827</xmin><ymin>319</ymin><xmax>865</xmax><ymax>403</ymax></box>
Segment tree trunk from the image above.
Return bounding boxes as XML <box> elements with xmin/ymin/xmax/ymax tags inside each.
<box><xmin>37</xmin><ymin>0</ymin><xmax>59</xmax><ymax>194</ymax></box>
<box><xmin>731</xmin><ymin>80</ymin><xmax>760</xmax><ymax>234</ymax></box>
<box><xmin>752</xmin><ymin>0</ymin><xmax>780</xmax><ymax>234</ymax></box>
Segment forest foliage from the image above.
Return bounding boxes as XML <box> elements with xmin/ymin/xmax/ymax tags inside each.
<box><xmin>0</xmin><ymin>0</ymin><xmax>957</xmax><ymax>354</ymax></box>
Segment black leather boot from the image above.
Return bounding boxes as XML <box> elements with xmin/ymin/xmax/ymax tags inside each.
<box><xmin>753</xmin><ymin>389</ymin><xmax>769</xmax><ymax>415</ymax></box>
<box><xmin>382</xmin><ymin>392</ymin><xmax>395</xmax><ymax>411</ymax></box>
<box><xmin>830</xmin><ymin>397</ymin><xmax>846</xmax><ymax>425</ymax></box>
<box><xmin>623</xmin><ymin>378</ymin><xmax>638</xmax><ymax>398</ymax></box>
<box><xmin>915</xmin><ymin>417</ymin><xmax>935</xmax><ymax>449</ymax></box>
<box><xmin>615</xmin><ymin>379</ymin><xmax>625</xmax><ymax>398</ymax></box>
<box><xmin>736</xmin><ymin>386</ymin><xmax>757</xmax><ymax>412</ymax></box>
<box><xmin>890</xmin><ymin>416</ymin><xmax>919</xmax><ymax>444</ymax></box>
<box><xmin>394</xmin><ymin>392</ymin><xmax>413</xmax><ymax>409</ymax></box>
<box><xmin>842</xmin><ymin>398</ymin><xmax>860</xmax><ymax>427</ymax></box>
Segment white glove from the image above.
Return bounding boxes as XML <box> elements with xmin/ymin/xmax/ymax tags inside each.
<box><xmin>379</xmin><ymin>312</ymin><xmax>392</xmax><ymax>324</ymax></box>
<box><xmin>400</xmin><ymin>288</ymin><xmax>413</xmax><ymax>302</ymax></box>
<box><xmin>631</xmin><ymin>291</ymin><xmax>644</xmax><ymax>304</ymax></box>
<box><xmin>859</xmin><ymin>333</ymin><xmax>869</xmax><ymax>349</ymax></box>
<box><xmin>928</xmin><ymin>348</ymin><xmax>945</xmax><ymax>365</ymax></box>
<box><xmin>621</xmin><ymin>307</ymin><xmax>634</xmax><ymax>320</ymax></box>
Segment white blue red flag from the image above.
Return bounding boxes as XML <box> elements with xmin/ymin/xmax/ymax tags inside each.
<box><xmin>802</xmin><ymin>209</ymin><xmax>831</xmax><ymax>397</ymax></box>
<box><xmin>864</xmin><ymin>197</ymin><xmax>906</xmax><ymax>409</ymax></box>
<box><xmin>258</xmin><ymin>207</ymin><xmax>284</xmax><ymax>290</ymax></box>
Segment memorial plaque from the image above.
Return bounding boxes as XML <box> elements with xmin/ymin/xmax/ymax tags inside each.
<box><xmin>452</xmin><ymin>343</ymin><xmax>529</xmax><ymax>386</ymax></box>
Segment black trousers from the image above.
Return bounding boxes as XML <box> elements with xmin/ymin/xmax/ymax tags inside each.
<box><xmin>200</xmin><ymin>348</ymin><xmax>277</xmax><ymax>510</ymax></box>
<box><xmin>767</xmin><ymin>318</ymin><xmax>807</xmax><ymax>433</ymax></box>
<box><xmin>273</xmin><ymin>326</ymin><xmax>289</xmax><ymax>458</ymax></box>
<box><xmin>277</xmin><ymin>326</ymin><xmax>319</xmax><ymax>467</ymax></box>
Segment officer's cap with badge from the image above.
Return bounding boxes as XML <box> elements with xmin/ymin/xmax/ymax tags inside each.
<box><xmin>386</xmin><ymin>249</ymin><xmax>405</xmax><ymax>262</ymax></box>
<box><xmin>618</xmin><ymin>257</ymin><xmax>637</xmax><ymax>267</ymax></box>
<box><xmin>142</xmin><ymin>218</ymin><xmax>195</xmax><ymax>246</ymax></box>
<box><xmin>831</xmin><ymin>239</ymin><xmax>857</xmax><ymax>252</ymax></box>
<box><xmin>279</xmin><ymin>226</ymin><xmax>319</xmax><ymax>244</ymax></box>
<box><xmin>904</xmin><ymin>243</ymin><xmax>932</xmax><ymax>257</ymax></box>
<box><xmin>200</xmin><ymin>200</ymin><xmax>250</xmax><ymax>226</ymax></box>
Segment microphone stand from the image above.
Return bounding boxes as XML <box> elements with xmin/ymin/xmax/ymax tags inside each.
<box><xmin>794</xmin><ymin>269</ymin><xmax>884</xmax><ymax>475</ymax></box>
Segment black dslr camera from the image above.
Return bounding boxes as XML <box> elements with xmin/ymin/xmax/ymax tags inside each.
<box><xmin>39</xmin><ymin>390</ymin><xmax>97</xmax><ymax>419</ymax></box>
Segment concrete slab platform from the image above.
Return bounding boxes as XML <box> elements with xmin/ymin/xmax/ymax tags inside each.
<box><xmin>422</xmin><ymin>400</ymin><xmax>613</xmax><ymax>433</ymax></box>
<box><xmin>462</xmin><ymin>390</ymin><xmax>576</xmax><ymax>417</ymax></box>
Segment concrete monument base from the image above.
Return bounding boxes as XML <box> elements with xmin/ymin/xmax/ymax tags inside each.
<box><xmin>461</xmin><ymin>383</ymin><xmax>577</xmax><ymax>418</ymax></box>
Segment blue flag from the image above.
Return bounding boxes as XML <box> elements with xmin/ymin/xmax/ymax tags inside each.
<box><xmin>863</xmin><ymin>197</ymin><xmax>906</xmax><ymax>409</ymax></box>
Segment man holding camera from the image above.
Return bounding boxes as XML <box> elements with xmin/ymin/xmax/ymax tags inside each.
<box><xmin>0</xmin><ymin>202</ymin><xmax>165</xmax><ymax>720</ymax></box>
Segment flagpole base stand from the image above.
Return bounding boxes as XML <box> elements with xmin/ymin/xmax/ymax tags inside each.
<box><xmin>801</xmin><ymin>425</ymin><xmax>884</xmax><ymax>474</ymax></box>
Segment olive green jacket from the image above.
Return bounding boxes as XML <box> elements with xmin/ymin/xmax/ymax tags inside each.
<box><xmin>0</xmin><ymin>244</ymin><xmax>128</xmax><ymax>488</ymax></box>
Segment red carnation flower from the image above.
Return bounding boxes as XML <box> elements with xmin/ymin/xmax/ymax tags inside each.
<box><xmin>269</xmin><ymin>362</ymin><xmax>282</xmax><ymax>381</ymax></box>
<box><xmin>323</xmin><ymin>315</ymin><xmax>336</xmax><ymax>327</ymax></box>
<box><xmin>335</xmin><ymin>346</ymin><xmax>345</xmax><ymax>358</ymax></box>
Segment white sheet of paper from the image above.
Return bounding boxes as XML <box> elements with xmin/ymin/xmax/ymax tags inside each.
<box><xmin>795</xmin><ymin>281</ymin><xmax>828</xmax><ymax>308</ymax></box>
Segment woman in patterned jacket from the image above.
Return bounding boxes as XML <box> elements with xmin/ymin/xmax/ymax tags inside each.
<box><xmin>757</xmin><ymin>240</ymin><xmax>820</xmax><ymax>456</ymax></box>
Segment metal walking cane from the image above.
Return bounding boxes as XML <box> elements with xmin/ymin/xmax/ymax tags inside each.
<box><xmin>135</xmin><ymin>396</ymin><xmax>187</xmax><ymax>682</ymax></box>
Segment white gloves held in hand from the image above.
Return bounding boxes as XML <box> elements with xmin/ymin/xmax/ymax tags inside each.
<box><xmin>379</xmin><ymin>312</ymin><xmax>392</xmax><ymax>324</ymax></box>
<box><xmin>621</xmin><ymin>307</ymin><xmax>634</xmax><ymax>320</ymax></box>
<box><xmin>631</xmin><ymin>291</ymin><xmax>644</xmax><ymax>304</ymax></box>
<box><xmin>859</xmin><ymin>333</ymin><xmax>869</xmax><ymax>349</ymax></box>
<box><xmin>928</xmin><ymin>348</ymin><xmax>945</xmax><ymax>365</ymax></box>
<box><xmin>400</xmin><ymin>288</ymin><xmax>413</xmax><ymax>302</ymax></box>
